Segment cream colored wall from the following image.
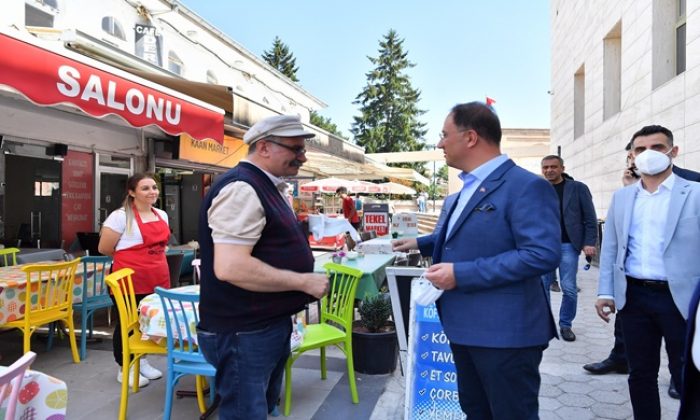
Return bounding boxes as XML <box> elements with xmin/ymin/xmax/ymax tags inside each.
<box><xmin>550</xmin><ymin>0</ymin><xmax>700</xmax><ymax>216</ymax></box>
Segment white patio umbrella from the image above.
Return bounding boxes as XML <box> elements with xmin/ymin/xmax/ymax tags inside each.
<box><xmin>379</xmin><ymin>182</ymin><xmax>416</xmax><ymax>195</ymax></box>
<box><xmin>350</xmin><ymin>180</ymin><xmax>386</xmax><ymax>194</ymax></box>
<box><xmin>299</xmin><ymin>178</ymin><xmax>363</xmax><ymax>193</ymax></box>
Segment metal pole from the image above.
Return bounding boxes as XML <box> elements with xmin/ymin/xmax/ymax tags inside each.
<box><xmin>432</xmin><ymin>145</ymin><xmax>436</xmax><ymax>212</ymax></box>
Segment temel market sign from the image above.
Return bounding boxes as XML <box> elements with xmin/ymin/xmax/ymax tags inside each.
<box><xmin>0</xmin><ymin>31</ymin><xmax>223</xmax><ymax>143</ymax></box>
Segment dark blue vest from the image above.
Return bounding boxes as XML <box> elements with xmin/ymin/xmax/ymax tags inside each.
<box><xmin>198</xmin><ymin>161</ymin><xmax>314</xmax><ymax>332</ymax></box>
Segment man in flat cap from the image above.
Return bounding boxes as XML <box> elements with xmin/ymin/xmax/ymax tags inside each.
<box><xmin>197</xmin><ymin>114</ymin><xmax>329</xmax><ymax>419</ymax></box>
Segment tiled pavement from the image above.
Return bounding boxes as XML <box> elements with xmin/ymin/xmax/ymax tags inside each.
<box><xmin>1</xmin><ymin>261</ymin><xmax>682</xmax><ymax>419</ymax></box>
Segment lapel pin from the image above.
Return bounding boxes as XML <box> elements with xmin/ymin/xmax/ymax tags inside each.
<box><xmin>479</xmin><ymin>187</ymin><xmax>486</xmax><ymax>192</ymax></box>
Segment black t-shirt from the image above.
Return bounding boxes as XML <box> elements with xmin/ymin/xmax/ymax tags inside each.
<box><xmin>553</xmin><ymin>180</ymin><xmax>571</xmax><ymax>243</ymax></box>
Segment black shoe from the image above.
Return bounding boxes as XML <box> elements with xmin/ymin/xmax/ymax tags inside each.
<box><xmin>582</xmin><ymin>358</ymin><xmax>629</xmax><ymax>374</ymax></box>
<box><xmin>560</xmin><ymin>327</ymin><xmax>576</xmax><ymax>342</ymax></box>
<box><xmin>550</xmin><ymin>281</ymin><xmax>561</xmax><ymax>292</ymax></box>
<box><xmin>668</xmin><ymin>382</ymin><xmax>680</xmax><ymax>399</ymax></box>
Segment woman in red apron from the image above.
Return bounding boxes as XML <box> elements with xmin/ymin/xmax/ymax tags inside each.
<box><xmin>98</xmin><ymin>172</ymin><xmax>170</xmax><ymax>388</ymax></box>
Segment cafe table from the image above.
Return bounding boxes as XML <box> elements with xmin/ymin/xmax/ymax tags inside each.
<box><xmin>138</xmin><ymin>284</ymin><xmax>199</xmax><ymax>344</ymax></box>
<box><xmin>0</xmin><ymin>261</ymin><xmax>93</xmax><ymax>326</ymax></box>
<box><xmin>313</xmin><ymin>252</ymin><xmax>396</xmax><ymax>300</ymax></box>
<box><xmin>0</xmin><ymin>365</ymin><xmax>68</xmax><ymax>419</ymax></box>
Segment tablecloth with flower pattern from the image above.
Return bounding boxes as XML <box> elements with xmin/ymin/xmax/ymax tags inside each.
<box><xmin>0</xmin><ymin>366</ymin><xmax>68</xmax><ymax>420</ymax></box>
<box><xmin>0</xmin><ymin>262</ymin><xmax>93</xmax><ymax>326</ymax></box>
<box><xmin>138</xmin><ymin>285</ymin><xmax>200</xmax><ymax>344</ymax></box>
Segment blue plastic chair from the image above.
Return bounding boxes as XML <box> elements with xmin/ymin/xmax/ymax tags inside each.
<box><xmin>154</xmin><ymin>286</ymin><xmax>216</xmax><ymax>419</ymax></box>
<box><xmin>73</xmin><ymin>255</ymin><xmax>113</xmax><ymax>360</ymax></box>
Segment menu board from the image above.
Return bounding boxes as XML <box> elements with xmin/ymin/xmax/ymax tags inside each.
<box><xmin>406</xmin><ymin>278</ymin><xmax>465</xmax><ymax>420</ymax></box>
<box><xmin>61</xmin><ymin>150</ymin><xmax>94</xmax><ymax>247</ymax></box>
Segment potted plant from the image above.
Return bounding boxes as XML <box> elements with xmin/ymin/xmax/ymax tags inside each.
<box><xmin>352</xmin><ymin>293</ymin><xmax>398</xmax><ymax>374</ymax></box>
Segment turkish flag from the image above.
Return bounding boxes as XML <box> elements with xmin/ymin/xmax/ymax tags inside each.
<box><xmin>486</xmin><ymin>97</ymin><xmax>496</xmax><ymax>106</ymax></box>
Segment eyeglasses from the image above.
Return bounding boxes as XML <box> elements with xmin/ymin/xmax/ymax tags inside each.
<box><xmin>265</xmin><ymin>139</ymin><xmax>307</xmax><ymax>155</ymax></box>
<box><xmin>439</xmin><ymin>129</ymin><xmax>468</xmax><ymax>141</ymax></box>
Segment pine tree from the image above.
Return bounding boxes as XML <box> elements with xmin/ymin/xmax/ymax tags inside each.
<box><xmin>261</xmin><ymin>36</ymin><xmax>299</xmax><ymax>82</ymax></box>
<box><xmin>310</xmin><ymin>110</ymin><xmax>348</xmax><ymax>139</ymax></box>
<box><xmin>351</xmin><ymin>29</ymin><xmax>427</xmax><ymax>171</ymax></box>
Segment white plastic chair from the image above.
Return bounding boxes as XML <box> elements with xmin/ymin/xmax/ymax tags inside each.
<box><xmin>192</xmin><ymin>258</ymin><xmax>201</xmax><ymax>284</ymax></box>
<box><xmin>0</xmin><ymin>351</ymin><xmax>37</xmax><ymax>420</ymax></box>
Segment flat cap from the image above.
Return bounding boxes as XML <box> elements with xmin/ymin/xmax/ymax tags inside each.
<box><xmin>243</xmin><ymin>114</ymin><xmax>315</xmax><ymax>145</ymax></box>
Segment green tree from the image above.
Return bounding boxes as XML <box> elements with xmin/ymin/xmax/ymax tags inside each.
<box><xmin>351</xmin><ymin>29</ymin><xmax>427</xmax><ymax>172</ymax></box>
<box><xmin>436</xmin><ymin>164</ymin><xmax>449</xmax><ymax>181</ymax></box>
<box><xmin>310</xmin><ymin>110</ymin><xmax>348</xmax><ymax>139</ymax></box>
<box><xmin>261</xmin><ymin>36</ymin><xmax>299</xmax><ymax>82</ymax></box>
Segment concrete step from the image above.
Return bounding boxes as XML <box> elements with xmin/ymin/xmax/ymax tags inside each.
<box><xmin>416</xmin><ymin>213</ymin><xmax>439</xmax><ymax>234</ymax></box>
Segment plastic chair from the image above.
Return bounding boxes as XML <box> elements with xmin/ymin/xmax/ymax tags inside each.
<box><xmin>0</xmin><ymin>247</ymin><xmax>19</xmax><ymax>266</ymax></box>
<box><xmin>105</xmin><ymin>268</ymin><xmax>167</xmax><ymax>420</ymax></box>
<box><xmin>191</xmin><ymin>258</ymin><xmax>201</xmax><ymax>284</ymax></box>
<box><xmin>1</xmin><ymin>259</ymin><xmax>81</xmax><ymax>363</ymax></box>
<box><xmin>0</xmin><ymin>351</ymin><xmax>37</xmax><ymax>420</ymax></box>
<box><xmin>154</xmin><ymin>287</ymin><xmax>217</xmax><ymax>419</ymax></box>
<box><xmin>73</xmin><ymin>256</ymin><xmax>113</xmax><ymax>360</ymax></box>
<box><xmin>283</xmin><ymin>263</ymin><xmax>363</xmax><ymax>415</ymax></box>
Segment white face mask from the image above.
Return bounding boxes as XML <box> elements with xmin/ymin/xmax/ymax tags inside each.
<box><xmin>633</xmin><ymin>149</ymin><xmax>673</xmax><ymax>176</ymax></box>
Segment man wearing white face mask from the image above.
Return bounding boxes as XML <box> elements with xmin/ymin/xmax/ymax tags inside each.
<box><xmin>596</xmin><ymin>125</ymin><xmax>700</xmax><ymax>420</ymax></box>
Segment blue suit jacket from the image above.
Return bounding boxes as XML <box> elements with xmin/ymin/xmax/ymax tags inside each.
<box><xmin>560</xmin><ymin>180</ymin><xmax>598</xmax><ymax>252</ymax></box>
<box><xmin>679</xmin><ymin>282</ymin><xmax>700</xmax><ymax>418</ymax></box>
<box><xmin>598</xmin><ymin>176</ymin><xmax>700</xmax><ymax>319</ymax></box>
<box><xmin>417</xmin><ymin>160</ymin><xmax>560</xmax><ymax>348</ymax></box>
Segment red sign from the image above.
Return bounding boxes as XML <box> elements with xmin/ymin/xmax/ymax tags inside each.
<box><xmin>0</xmin><ymin>32</ymin><xmax>223</xmax><ymax>143</ymax></box>
<box><xmin>364</xmin><ymin>212</ymin><xmax>389</xmax><ymax>236</ymax></box>
<box><xmin>61</xmin><ymin>151</ymin><xmax>94</xmax><ymax>248</ymax></box>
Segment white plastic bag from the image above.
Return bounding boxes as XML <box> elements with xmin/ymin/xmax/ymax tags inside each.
<box><xmin>414</xmin><ymin>273</ymin><xmax>444</xmax><ymax>306</ymax></box>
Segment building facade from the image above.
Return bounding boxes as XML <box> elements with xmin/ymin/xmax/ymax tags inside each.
<box><xmin>550</xmin><ymin>0</ymin><xmax>699</xmax><ymax>214</ymax></box>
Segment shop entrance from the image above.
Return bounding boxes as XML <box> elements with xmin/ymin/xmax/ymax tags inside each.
<box><xmin>4</xmin><ymin>154</ymin><xmax>62</xmax><ymax>248</ymax></box>
<box><xmin>99</xmin><ymin>173</ymin><xmax>128</xmax><ymax>226</ymax></box>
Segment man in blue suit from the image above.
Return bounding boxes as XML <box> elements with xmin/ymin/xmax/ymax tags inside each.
<box><xmin>394</xmin><ymin>102</ymin><xmax>560</xmax><ymax>419</ymax></box>
<box><xmin>540</xmin><ymin>155</ymin><xmax>598</xmax><ymax>342</ymax></box>
<box><xmin>596</xmin><ymin>125</ymin><xmax>700</xmax><ymax>420</ymax></box>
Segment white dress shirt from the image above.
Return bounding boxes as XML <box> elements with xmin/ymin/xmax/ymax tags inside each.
<box><xmin>624</xmin><ymin>174</ymin><xmax>676</xmax><ymax>281</ymax></box>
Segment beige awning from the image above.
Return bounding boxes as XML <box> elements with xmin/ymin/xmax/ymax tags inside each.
<box><xmin>302</xmin><ymin>152</ymin><xmax>430</xmax><ymax>185</ymax></box>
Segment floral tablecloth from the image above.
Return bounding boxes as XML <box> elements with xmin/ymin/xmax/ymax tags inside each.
<box><xmin>0</xmin><ymin>262</ymin><xmax>93</xmax><ymax>326</ymax></box>
<box><xmin>138</xmin><ymin>285</ymin><xmax>200</xmax><ymax>344</ymax></box>
<box><xmin>0</xmin><ymin>366</ymin><xmax>68</xmax><ymax>420</ymax></box>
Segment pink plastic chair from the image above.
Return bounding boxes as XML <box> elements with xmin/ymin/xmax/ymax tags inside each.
<box><xmin>0</xmin><ymin>351</ymin><xmax>37</xmax><ymax>420</ymax></box>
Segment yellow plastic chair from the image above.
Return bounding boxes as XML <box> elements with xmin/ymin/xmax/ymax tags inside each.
<box><xmin>283</xmin><ymin>263</ymin><xmax>363</xmax><ymax>416</ymax></box>
<box><xmin>1</xmin><ymin>259</ymin><xmax>81</xmax><ymax>363</ymax></box>
<box><xmin>105</xmin><ymin>268</ymin><xmax>167</xmax><ymax>420</ymax></box>
<box><xmin>0</xmin><ymin>247</ymin><xmax>20</xmax><ymax>266</ymax></box>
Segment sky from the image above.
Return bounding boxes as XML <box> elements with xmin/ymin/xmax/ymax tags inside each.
<box><xmin>182</xmin><ymin>1</ymin><xmax>551</xmax><ymax>147</ymax></box>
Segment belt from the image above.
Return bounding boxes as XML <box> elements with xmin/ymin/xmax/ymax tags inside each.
<box><xmin>626</xmin><ymin>276</ymin><xmax>669</xmax><ymax>290</ymax></box>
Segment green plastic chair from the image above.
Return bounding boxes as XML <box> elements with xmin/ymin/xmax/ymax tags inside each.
<box><xmin>283</xmin><ymin>262</ymin><xmax>363</xmax><ymax>416</ymax></box>
<box><xmin>0</xmin><ymin>247</ymin><xmax>20</xmax><ymax>266</ymax></box>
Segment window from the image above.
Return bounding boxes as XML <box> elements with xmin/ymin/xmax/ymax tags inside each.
<box><xmin>652</xmin><ymin>0</ymin><xmax>685</xmax><ymax>88</ymax></box>
<box><xmin>168</xmin><ymin>51</ymin><xmax>183</xmax><ymax>75</ymax></box>
<box><xmin>101</xmin><ymin>16</ymin><xmax>126</xmax><ymax>41</ymax></box>
<box><xmin>676</xmin><ymin>0</ymin><xmax>686</xmax><ymax>75</ymax></box>
<box><xmin>574</xmin><ymin>65</ymin><xmax>585</xmax><ymax>139</ymax></box>
<box><xmin>25</xmin><ymin>4</ymin><xmax>54</xmax><ymax>27</ymax></box>
<box><xmin>603</xmin><ymin>22</ymin><xmax>622</xmax><ymax>119</ymax></box>
<box><xmin>206</xmin><ymin>70</ymin><xmax>218</xmax><ymax>84</ymax></box>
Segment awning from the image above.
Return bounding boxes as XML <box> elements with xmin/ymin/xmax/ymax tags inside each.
<box><xmin>0</xmin><ymin>30</ymin><xmax>224</xmax><ymax>143</ymax></box>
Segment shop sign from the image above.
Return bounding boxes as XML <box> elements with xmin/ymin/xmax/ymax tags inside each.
<box><xmin>0</xmin><ymin>32</ymin><xmax>223</xmax><ymax>142</ymax></box>
<box><xmin>179</xmin><ymin>134</ymin><xmax>248</xmax><ymax>168</ymax></box>
<box><xmin>363</xmin><ymin>203</ymin><xmax>389</xmax><ymax>236</ymax></box>
<box><xmin>134</xmin><ymin>24</ymin><xmax>162</xmax><ymax>66</ymax></box>
<box><xmin>61</xmin><ymin>151</ymin><xmax>94</xmax><ymax>247</ymax></box>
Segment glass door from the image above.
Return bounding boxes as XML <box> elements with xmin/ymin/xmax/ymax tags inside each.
<box><xmin>95</xmin><ymin>153</ymin><xmax>131</xmax><ymax>230</ymax></box>
<box><xmin>5</xmin><ymin>155</ymin><xmax>62</xmax><ymax>248</ymax></box>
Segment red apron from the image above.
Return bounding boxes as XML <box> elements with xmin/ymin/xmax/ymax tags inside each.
<box><xmin>112</xmin><ymin>207</ymin><xmax>170</xmax><ymax>295</ymax></box>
